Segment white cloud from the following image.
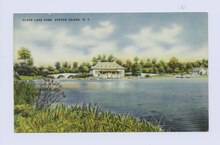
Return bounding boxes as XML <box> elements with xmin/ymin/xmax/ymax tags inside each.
<box><xmin>14</xmin><ymin>21</ymin><xmax>117</xmax><ymax>66</ymax></box>
<box><xmin>123</xmin><ymin>23</ymin><xmax>207</xmax><ymax>61</ymax></box>
<box><xmin>14</xmin><ymin>21</ymin><xmax>207</xmax><ymax>66</ymax></box>
<box><xmin>81</xmin><ymin>21</ymin><xmax>114</xmax><ymax>39</ymax></box>
<box><xmin>128</xmin><ymin>23</ymin><xmax>182</xmax><ymax>49</ymax></box>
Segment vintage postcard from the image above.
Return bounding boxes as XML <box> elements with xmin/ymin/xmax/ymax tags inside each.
<box><xmin>13</xmin><ymin>13</ymin><xmax>208</xmax><ymax>132</ymax></box>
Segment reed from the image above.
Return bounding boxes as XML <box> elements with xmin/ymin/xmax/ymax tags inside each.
<box><xmin>15</xmin><ymin>104</ymin><xmax>162</xmax><ymax>132</ymax></box>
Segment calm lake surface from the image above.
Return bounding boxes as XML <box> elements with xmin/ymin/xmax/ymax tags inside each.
<box><xmin>60</xmin><ymin>78</ymin><xmax>208</xmax><ymax>132</ymax></box>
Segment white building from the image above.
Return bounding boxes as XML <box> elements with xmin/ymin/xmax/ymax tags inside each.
<box><xmin>91</xmin><ymin>61</ymin><xmax>125</xmax><ymax>79</ymax></box>
<box><xmin>192</xmin><ymin>67</ymin><xmax>208</xmax><ymax>76</ymax></box>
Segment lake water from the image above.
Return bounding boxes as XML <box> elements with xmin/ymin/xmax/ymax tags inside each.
<box><xmin>60</xmin><ymin>78</ymin><xmax>208</xmax><ymax>132</ymax></box>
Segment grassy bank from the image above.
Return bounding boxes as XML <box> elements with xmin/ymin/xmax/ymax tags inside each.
<box><xmin>19</xmin><ymin>75</ymin><xmax>44</xmax><ymax>80</ymax></box>
<box><xmin>15</xmin><ymin>104</ymin><xmax>162</xmax><ymax>132</ymax></box>
<box><xmin>14</xmin><ymin>79</ymin><xmax>162</xmax><ymax>132</ymax></box>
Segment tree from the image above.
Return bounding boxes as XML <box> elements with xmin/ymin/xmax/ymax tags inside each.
<box><xmin>78</xmin><ymin>63</ymin><xmax>90</xmax><ymax>77</ymax></box>
<box><xmin>145</xmin><ymin>59</ymin><xmax>152</xmax><ymax>67</ymax></box>
<box><xmin>134</xmin><ymin>57</ymin><xmax>139</xmax><ymax>64</ymax></box>
<box><xmin>55</xmin><ymin>62</ymin><xmax>61</xmax><ymax>70</ymax></box>
<box><xmin>62</xmin><ymin>62</ymin><xmax>70</xmax><ymax>68</ymax></box>
<box><xmin>202</xmin><ymin>59</ymin><xmax>208</xmax><ymax>67</ymax></box>
<box><xmin>61</xmin><ymin>62</ymin><xmax>71</xmax><ymax>73</ymax></box>
<box><xmin>140</xmin><ymin>60</ymin><xmax>145</xmax><ymax>67</ymax></box>
<box><xmin>116</xmin><ymin>59</ymin><xmax>123</xmax><ymax>66</ymax></box>
<box><xmin>178</xmin><ymin>63</ymin><xmax>186</xmax><ymax>73</ymax></box>
<box><xmin>101</xmin><ymin>54</ymin><xmax>107</xmax><ymax>62</ymax></box>
<box><xmin>107</xmin><ymin>55</ymin><xmax>115</xmax><ymax>62</ymax></box>
<box><xmin>92</xmin><ymin>57</ymin><xmax>98</xmax><ymax>65</ymax></box>
<box><xmin>152</xmin><ymin>58</ymin><xmax>157</xmax><ymax>65</ymax></box>
<box><xmin>132</xmin><ymin>63</ymin><xmax>142</xmax><ymax>76</ymax></box>
<box><xmin>158</xmin><ymin>60</ymin><xmax>166</xmax><ymax>74</ymax></box>
<box><xmin>72</xmin><ymin>62</ymin><xmax>78</xmax><ymax>69</ymax></box>
<box><xmin>125</xmin><ymin>59</ymin><xmax>133</xmax><ymax>72</ymax></box>
<box><xmin>168</xmin><ymin>57</ymin><xmax>179</xmax><ymax>73</ymax></box>
<box><xmin>186</xmin><ymin>62</ymin><xmax>193</xmax><ymax>72</ymax></box>
<box><xmin>17</xmin><ymin>47</ymin><xmax>31</xmax><ymax>62</ymax></box>
<box><xmin>47</xmin><ymin>66</ymin><xmax>55</xmax><ymax>74</ymax></box>
<box><xmin>97</xmin><ymin>55</ymin><xmax>102</xmax><ymax>61</ymax></box>
<box><xmin>27</xmin><ymin>57</ymin><xmax>34</xmax><ymax>67</ymax></box>
<box><xmin>16</xmin><ymin>47</ymin><xmax>35</xmax><ymax>76</ymax></box>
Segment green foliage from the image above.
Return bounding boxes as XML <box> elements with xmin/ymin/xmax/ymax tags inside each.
<box><xmin>15</xmin><ymin>47</ymin><xmax>36</xmax><ymax>76</ymax></box>
<box><xmin>92</xmin><ymin>54</ymin><xmax>116</xmax><ymax>65</ymax></box>
<box><xmin>145</xmin><ymin>74</ymin><xmax>150</xmax><ymax>78</ymax></box>
<box><xmin>125</xmin><ymin>59</ymin><xmax>133</xmax><ymax>72</ymax></box>
<box><xmin>72</xmin><ymin>62</ymin><xmax>78</xmax><ymax>69</ymax></box>
<box><xmin>55</xmin><ymin>62</ymin><xmax>61</xmax><ymax>70</ymax></box>
<box><xmin>15</xmin><ymin>48</ymin><xmax>209</xmax><ymax>76</ymax></box>
<box><xmin>15</xmin><ymin>104</ymin><xmax>162</xmax><ymax>132</ymax></box>
<box><xmin>78</xmin><ymin>63</ymin><xmax>90</xmax><ymax>73</ymax></box>
<box><xmin>168</xmin><ymin>57</ymin><xmax>179</xmax><ymax>73</ymax></box>
<box><xmin>134</xmin><ymin>57</ymin><xmax>139</xmax><ymax>64</ymax></box>
<box><xmin>19</xmin><ymin>75</ymin><xmax>43</xmax><ymax>80</ymax></box>
<box><xmin>132</xmin><ymin>63</ymin><xmax>142</xmax><ymax>76</ymax></box>
<box><xmin>17</xmin><ymin>47</ymin><xmax>31</xmax><ymax>61</ymax></box>
<box><xmin>14</xmin><ymin>80</ymin><xmax>38</xmax><ymax>105</ymax></box>
<box><xmin>14</xmin><ymin>104</ymin><xmax>33</xmax><ymax>117</ymax></box>
<box><xmin>107</xmin><ymin>55</ymin><xmax>116</xmax><ymax>62</ymax></box>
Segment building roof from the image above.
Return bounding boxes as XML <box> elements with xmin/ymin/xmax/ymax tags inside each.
<box><xmin>92</xmin><ymin>61</ymin><xmax>125</xmax><ymax>70</ymax></box>
<box><xmin>192</xmin><ymin>67</ymin><xmax>207</xmax><ymax>72</ymax></box>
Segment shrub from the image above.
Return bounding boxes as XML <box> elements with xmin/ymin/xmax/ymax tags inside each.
<box><xmin>14</xmin><ymin>104</ymin><xmax>33</xmax><ymax>117</ymax></box>
<box><xmin>35</xmin><ymin>79</ymin><xmax>66</xmax><ymax>109</ymax></box>
<box><xmin>145</xmin><ymin>74</ymin><xmax>150</xmax><ymax>78</ymax></box>
<box><xmin>14</xmin><ymin>80</ymin><xmax>38</xmax><ymax>105</ymax></box>
<box><xmin>14</xmin><ymin>104</ymin><xmax>162</xmax><ymax>132</ymax></box>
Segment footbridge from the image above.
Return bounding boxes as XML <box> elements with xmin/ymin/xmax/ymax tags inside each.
<box><xmin>48</xmin><ymin>73</ymin><xmax>79</xmax><ymax>79</ymax></box>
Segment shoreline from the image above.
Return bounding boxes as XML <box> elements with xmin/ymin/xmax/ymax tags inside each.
<box><xmin>18</xmin><ymin>75</ymin><xmax>208</xmax><ymax>81</ymax></box>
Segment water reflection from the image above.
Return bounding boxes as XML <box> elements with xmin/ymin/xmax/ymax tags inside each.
<box><xmin>61</xmin><ymin>78</ymin><xmax>208</xmax><ymax>131</ymax></box>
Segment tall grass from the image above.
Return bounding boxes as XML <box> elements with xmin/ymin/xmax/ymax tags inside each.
<box><xmin>14</xmin><ymin>78</ymin><xmax>162</xmax><ymax>132</ymax></box>
<box><xmin>14</xmin><ymin>80</ymin><xmax>38</xmax><ymax>105</ymax></box>
<box><xmin>15</xmin><ymin>104</ymin><xmax>162</xmax><ymax>132</ymax></box>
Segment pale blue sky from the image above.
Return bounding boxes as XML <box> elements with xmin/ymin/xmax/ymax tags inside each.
<box><xmin>14</xmin><ymin>13</ymin><xmax>208</xmax><ymax>66</ymax></box>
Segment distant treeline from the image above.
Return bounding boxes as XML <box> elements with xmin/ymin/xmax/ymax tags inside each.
<box><xmin>14</xmin><ymin>47</ymin><xmax>208</xmax><ymax>76</ymax></box>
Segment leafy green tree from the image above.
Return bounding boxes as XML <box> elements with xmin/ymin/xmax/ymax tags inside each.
<box><xmin>132</xmin><ymin>63</ymin><xmax>142</xmax><ymax>76</ymax></box>
<box><xmin>107</xmin><ymin>55</ymin><xmax>115</xmax><ymax>62</ymax></box>
<box><xmin>55</xmin><ymin>62</ymin><xmax>61</xmax><ymax>70</ymax></box>
<box><xmin>145</xmin><ymin>59</ymin><xmax>152</xmax><ymax>67</ymax></box>
<box><xmin>157</xmin><ymin>60</ymin><xmax>166</xmax><ymax>74</ymax></box>
<box><xmin>152</xmin><ymin>58</ymin><xmax>157</xmax><ymax>65</ymax></box>
<box><xmin>92</xmin><ymin>57</ymin><xmax>98</xmax><ymax>65</ymax></box>
<box><xmin>116</xmin><ymin>59</ymin><xmax>123</xmax><ymax>66</ymax></box>
<box><xmin>27</xmin><ymin>57</ymin><xmax>34</xmax><ymax>67</ymax></box>
<box><xmin>202</xmin><ymin>59</ymin><xmax>208</xmax><ymax>67</ymax></box>
<box><xmin>72</xmin><ymin>62</ymin><xmax>78</xmax><ymax>69</ymax></box>
<box><xmin>125</xmin><ymin>59</ymin><xmax>133</xmax><ymax>72</ymax></box>
<box><xmin>178</xmin><ymin>63</ymin><xmax>186</xmax><ymax>73</ymax></box>
<box><xmin>168</xmin><ymin>57</ymin><xmax>179</xmax><ymax>73</ymax></box>
<box><xmin>186</xmin><ymin>62</ymin><xmax>193</xmax><ymax>73</ymax></box>
<box><xmin>17</xmin><ymin>47</ymin><xmax>31</xmax><ymax>62</ymax></box>
<box><xmin>101</xmin><ymin>54</ymin><xmax>107</xmax><ymax>62</ymax></box>
<box><xmin>61</xmin><ymin>62</ymin><xmax>71</xmax><ymax>73</ymax></box>
<box><xmin>16</xmin><ymin>47</ymin><xmax>35</xmax><ymax>76</ymax></box>
<box><xmin>62</xmin><ymin>62</ymin><xmax>70</xmax><ymax>68</ymax></box>
<box><xmin>134</xmin><ymin>57</ymin><xmax>139</xmax><ymax>64</ymax></box>
<box><xmin>78</xmin><ymin>63</ymin><xmax>91</xmax><ymax>77</ymax></box>
<box><xmin>97</xmin><ymin>55</ymin><xmax>102</xmax><ymax>61</ymax></box>
<box><xmin>140</xmin><ymin>60</ymin><xmax>145</xmax><ymax>67</ymax></box>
